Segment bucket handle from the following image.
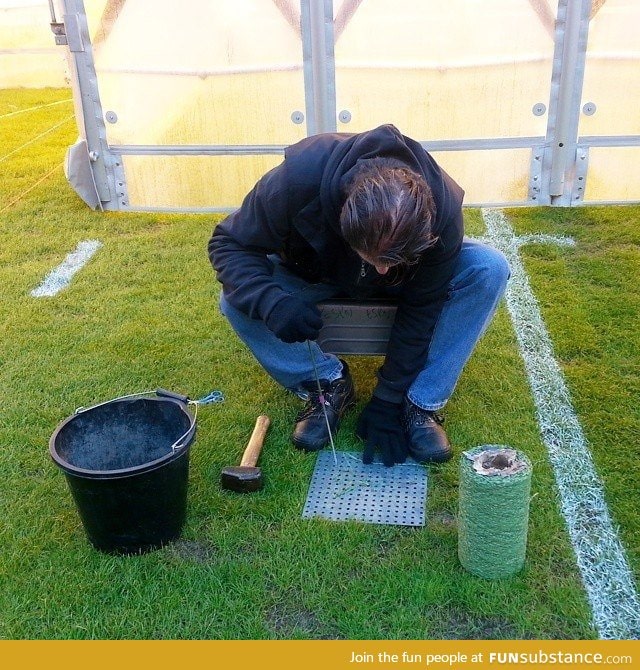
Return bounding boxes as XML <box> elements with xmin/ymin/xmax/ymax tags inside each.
<box><xmin>74</xmin><ymin>389</ymin><xmax>197</xmax><ymax>453</ymax></box>
<box><xmin>157</xmin><ymin>389</ymin><xmax>198</xmax><ymax>453</ymax></box>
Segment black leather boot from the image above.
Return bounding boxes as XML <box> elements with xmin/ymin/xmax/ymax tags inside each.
<box><xmin>401</xmin><ymin>399</ymin><xmax>452</xmax><ymax>463</ymax></box>
<box><xmin>292</xmin><ymin>360</ymin><xmax>356</xmax><ymax>452</ymax></box>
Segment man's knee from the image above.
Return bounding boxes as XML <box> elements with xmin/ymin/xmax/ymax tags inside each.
<box><xmin>455</xmin><ymin>244</ymin><xmax>510</xmax><ymax>297</ymax></box>
<box><xmin>219</xmin><ymin>291</ymin><xmax>229</xmax><ymax>316</ymax></box>
<box><xmin>480</xmin><ymin>247</ymin><xmax>510</xmax><ymax>295</ymax></box>
<box><xmin>219</xmin><ymin>291</ymin><xmax>241</xmax><ymax>323</ymax></box>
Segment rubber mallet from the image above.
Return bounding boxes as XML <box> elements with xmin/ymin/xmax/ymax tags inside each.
<box><xmin>220</xmin><ymin>415</ymin><xmax>270</xmax><ymax>493</ymax></box>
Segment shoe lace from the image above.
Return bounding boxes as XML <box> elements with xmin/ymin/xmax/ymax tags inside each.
<box><xmin>411</xmin><ymin>406</ymin><xmax>445</xmax><ymax>426</ymax></box>
<box><xmin>296</xmin><ymin>381</ymin><xmax>338</xmax><ymax>421</ymax></box>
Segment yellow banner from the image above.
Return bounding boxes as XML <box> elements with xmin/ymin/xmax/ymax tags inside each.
<box><xmin>1</xmin><ymin>640</ymin><xmax>638</xmax><ymax>670</ymax></box>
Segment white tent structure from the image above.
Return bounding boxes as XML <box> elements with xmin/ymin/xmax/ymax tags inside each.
<box><xmin>0</xmin><ymin>0</ymin><xmax>67</xmax><ymax>86</ymax></box>
<box><xmin>5</xmin><ymin>0</ymin><xmax>640</xmax><ymax>211</ymax></box>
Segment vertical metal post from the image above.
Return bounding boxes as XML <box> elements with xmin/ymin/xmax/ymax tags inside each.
<box><xmin>544</xmin><ymin>0</ymin><xmax>592</xmax><ymax>205</ymax></box>
<box><xmin>301</xmin><ymin>0</ymin><xmax>336</xmax><ymax>135</ymax></box>
<box><xmin>59</xmin><ymin>0</ymin><xmax>118</xmax><ymax>209</ymax></box>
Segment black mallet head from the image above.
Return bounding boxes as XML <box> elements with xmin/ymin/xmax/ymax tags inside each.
<box><xmin>220</xmin><ymin>415</ymin><xmax>270</xmax><ymax>494</ymax></box>
<box><xmin>220</xmin><ymin>465</ymin><xmax>263</xmax><ymax>493</ymax></box>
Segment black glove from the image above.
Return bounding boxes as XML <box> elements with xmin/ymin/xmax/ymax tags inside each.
<box><xmin>265</xmin><ymin>296</ymin><xmax>323</xmax><ymax>343</ymax></box>
<box><xmin>356</xmin><ymin>396</ymin><xmax>408</xmax><ymax>467</ymax></box>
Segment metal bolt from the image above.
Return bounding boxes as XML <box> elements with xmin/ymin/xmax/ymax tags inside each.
<box><xmin>532</xmin><ymin>103</ymin><xmax>546</xmax><ymax>116</ymax></box>
<box><xmin>290</xmin><ymin>111</ymin><xmax>304</xmax><ymax>124</ymax></box>
<box><xmin>338</xmin><ymin>110</ymin><xmax>352</xmax><ymax>123</ymax></box>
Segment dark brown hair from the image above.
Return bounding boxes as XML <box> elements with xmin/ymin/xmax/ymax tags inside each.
<box><xmin>340</xmin><ymin>158</ymin><xmax>437</xmax><ymax>269</ymax></box>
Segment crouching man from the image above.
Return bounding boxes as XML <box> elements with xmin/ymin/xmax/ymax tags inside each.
<box><xmin>208</xmin><ymin>124</ymin><xmax>509</xmax><ymax>466</ymax></box>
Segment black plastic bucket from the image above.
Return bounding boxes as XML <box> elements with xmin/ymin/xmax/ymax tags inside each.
<box><xmin>49</xmin><ymin>390</ymin><xmax>196</xmax><ymax>555</ymax></box>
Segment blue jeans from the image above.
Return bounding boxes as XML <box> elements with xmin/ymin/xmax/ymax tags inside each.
<box><xmin>219</xmin><ymin>239</ymin><xmax>509</xmax><ymax>410</ymax></box>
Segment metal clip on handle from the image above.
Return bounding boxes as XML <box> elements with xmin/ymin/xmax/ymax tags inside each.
<box><xmin>154</xmin><ymin>389</ymin><xmax>197</xmax><ymax>452</ymax></box>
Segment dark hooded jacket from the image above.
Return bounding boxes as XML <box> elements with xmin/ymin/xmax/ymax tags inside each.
<box><xmin>208</xmin><ymin>124</ymin><xmax>465</xmax><ymax>403</ymax></box>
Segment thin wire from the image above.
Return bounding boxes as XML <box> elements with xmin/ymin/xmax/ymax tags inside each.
<box><xmin>0</xmin><ymin>162</ymin><xmax>63</xmax><ymax>214</ymax></box>
<box><xmin>0</xmin><ymin>98</ymin><xmax>73</xmax><ymax>120</ymax></box>
<box><xmin>306</xmin><ymin>340</ymin><xmax>338</xmax><ymax>465</ymax></box>
<box><xmin>74</xmin><ymin>390</ymin><xmax>157</xmax><ymax>414</ymax></box>
<box><xmin>173</xmin><ymin>400</ymin><xmax>198</xmax><ymax>452</ymax></box>
<box><xmin>74</xmin><ymin>391</ymin><xmax>196</xmax><ymax>453</ymax></box>
<box><xmin>343</xmin><ymin>451</ymin><xmax>422</xmax><ymax>468</ymax></box>
<box><xmin>0</xmin><ymin>115</ymin><xmax>75</xmax><ymax>163</ymax></box>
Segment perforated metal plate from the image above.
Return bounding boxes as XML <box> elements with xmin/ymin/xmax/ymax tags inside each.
<box><xmin>302</xmin><ymin>451</ymin><xmax>428</xmax><ymax>526</ymax></box>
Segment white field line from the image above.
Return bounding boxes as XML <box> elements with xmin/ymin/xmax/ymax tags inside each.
<box><xmin>482</xmin><ymin>208</ymin><xmax>640</xmax><ymax>640</ymax></box>
<box><xmin>30</xmin><ymin>240</ymin><xmax>103</xmax><ymax>298</ymax></box>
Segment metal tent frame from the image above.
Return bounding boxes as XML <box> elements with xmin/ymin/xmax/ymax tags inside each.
<box><xmin>49</xmin><ymin>0</ymin><xmax>640</xmax><ymax>211</ymax></box>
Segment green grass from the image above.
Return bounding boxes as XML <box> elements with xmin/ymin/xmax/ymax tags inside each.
<box><xmin>1</xmin><ymin>88</ymin><xmax>638</xmax><ymax>640</ymax></box>
<box><xmin>504</xmin><ymin>205</ymin><xmax>640</xmax><ymax>576</ymax></box>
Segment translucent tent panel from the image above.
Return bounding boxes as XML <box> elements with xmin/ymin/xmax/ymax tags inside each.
<box><xmin>0</xmin><ymin>1</ymin><xmax>68</xmax><ymax>87</ymax></box>
<box><xmin>578</xmin><ymin>0</ymin><xmax>640</xmax><ymax>203</ymax></box>
<box><xmin>333</xmin><ymin>0</ymin><xmax>553</xmax><ymax>140</ymax></box>
<box><xmin>84</xmin><ymin>0</ymin><xmax>307</xmax><ymax>146</ymax></box>
<box><xmin>51</xmin><ymin>0</ymin><xmax>640</xmax><ymax>210</ymax></box>
<box><xmin>122</xmin><ymin>150</ymin><xmax>531</xmax><ymax>210</ymax></box>
<box><xmin>579</xmin><ymin>0</ymin><xmax>640</xmax><ymax>137</ymax></box>
<box><xmin>432</xmin><ymin>149</ymin><xmax>533</xmax><ymax>205</ymax></box>
<box><xmin>123</xmin><ymin>155</ymin><xmax>283</xmax><ymax>209</ymax></box>
<box><xmin>331</xmin><ymin>0</ymin><xmax>556</xmax><ymax>205</ymax></box>
<box><xmin>583</xmin><ymin>147</ymin><xmax>640</xmax><ymax>202</ymax></box>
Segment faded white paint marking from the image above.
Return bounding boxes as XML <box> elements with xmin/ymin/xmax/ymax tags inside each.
<box><xmin>482</xmin><ymin>208</ymin><xmax>640</xmax><ymax>640</ymax></box>
<box><xmin>517</xmin><ymin>233</ymin><xmax>576</xmax><ymax>248</ymax></box>
<box><xmin>31</xmin><ymin>240</ymin><xmax>103</xmax><ymax>298</ymax></box>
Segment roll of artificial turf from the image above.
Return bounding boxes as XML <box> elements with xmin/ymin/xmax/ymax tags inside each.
<box><xmin>458</xmin><ymin>445</ymin><xmax>532</xmax><ymax>579</ymax></box>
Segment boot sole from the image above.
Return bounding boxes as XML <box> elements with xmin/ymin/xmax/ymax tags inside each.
<box><xmin>409</xmin><ymin>445</ymin><xmax>453</xmax><ymax>464</ymax></box>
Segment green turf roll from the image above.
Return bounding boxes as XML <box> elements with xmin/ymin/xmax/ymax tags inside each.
<box><xmin>458</xmin><ymin>446</ymin><xmax>532</xmax><ymax>579</ymax></box>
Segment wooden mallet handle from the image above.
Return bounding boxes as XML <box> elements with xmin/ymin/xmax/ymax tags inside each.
<box><xmin>240</xmin><ymin>415</ymin><xmax>270</xmax><ymax>467</ymax></box>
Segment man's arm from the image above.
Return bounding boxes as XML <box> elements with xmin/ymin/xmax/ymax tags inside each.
<box><xmin>208</xmin><ymin>165</ymin><xmax>292</xmax><ymax>322</ymax></box>
<box><xmin>373</xmin><ymin>210</ymin><xmax>464</xmax><ymax>404</ymax></box>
